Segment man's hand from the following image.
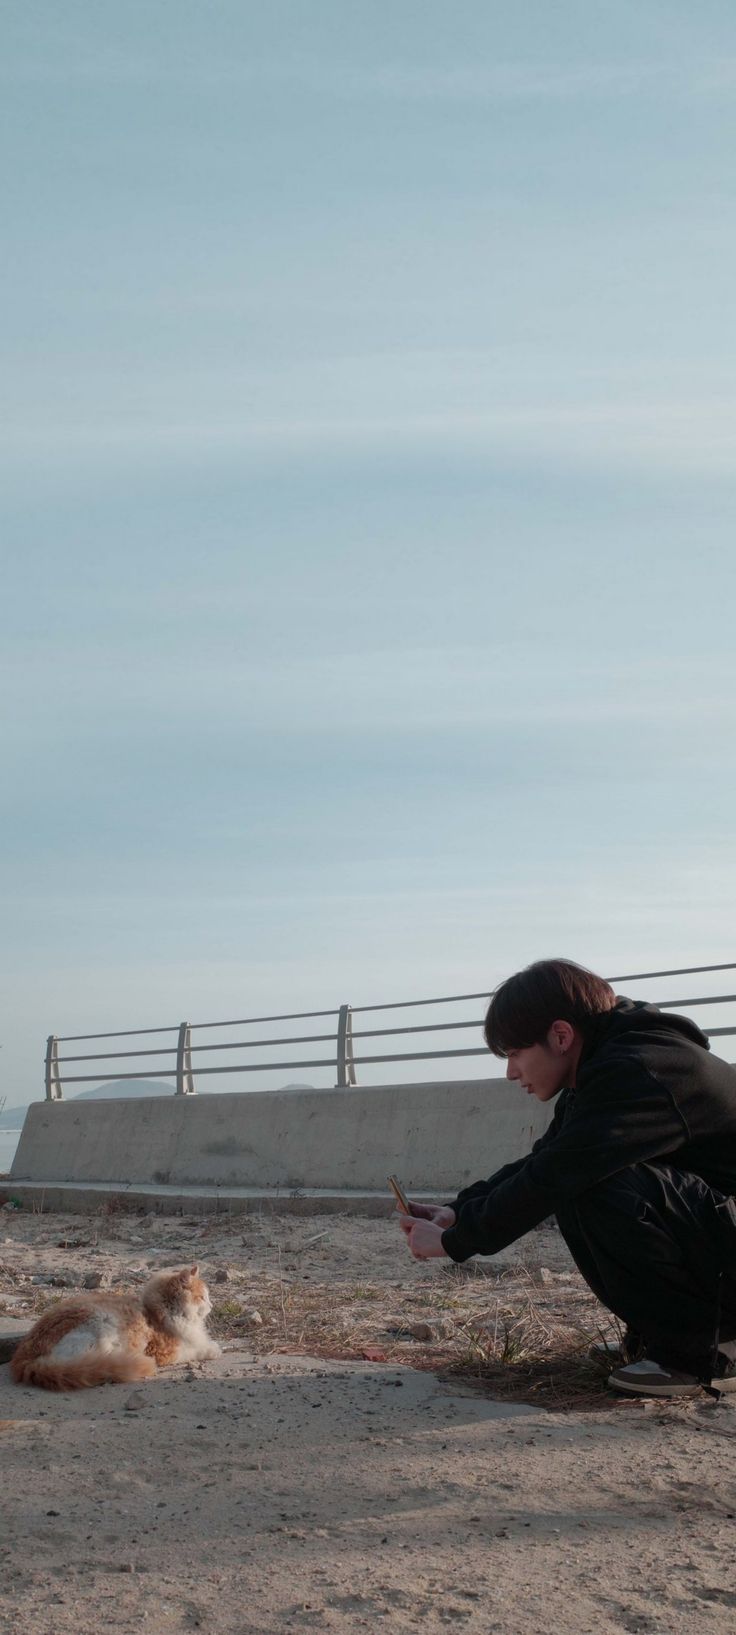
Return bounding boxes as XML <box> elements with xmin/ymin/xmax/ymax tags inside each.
<box><xmin>397</xmin><ymin>1202</ymin><xmax>456</xmax><ymax>1238</ymax></box>
<box><xmin>405</xmin><ymin>1219</ymin><xmax>450</xmax><ymax>1261</ymax></box>
<box><xmin>408</xmin><ymin>1202</ymin><xmax>456</xmax><ymax>1226</ymax></box>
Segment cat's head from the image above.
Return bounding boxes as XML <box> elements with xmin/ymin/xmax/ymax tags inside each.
<box><xmin>150</xmin><ymin>1265</ymin><xmax>211</xmax><ymax>1318</ymax></box>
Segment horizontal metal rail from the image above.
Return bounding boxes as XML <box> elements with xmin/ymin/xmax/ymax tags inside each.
<box><xmin>57</xmin><ymin>1017</ymin><xmax>489</xmax><ymax>1065</ymax></box>
<box><xmin>47</xmin><ymin>1026</ymin><xmax>736</xmax><ymax>1090</ymax></box>
<box><xmin>55</xmin><ymin>996</ymin><xmax>736</xmax><ymax>1069</ymax></box>
<box><xmin>58</xmin><ymin>1046</ymin><xmax>492</xmax><ymax>1085</ymax></box>
<box><xmin>57</xmin><ymin>1007</ymin><xmax>341</xmax><ymax>1042</ymax></box>
<box><xmin>45</xmin><ymin>960</ymin><xmax>736</xmax><ymax>1099</ymax></box>
<box><xmin>657</xmin><ymin>994</ymin><xmax>736</xmax><ymax>1010</ymax></box>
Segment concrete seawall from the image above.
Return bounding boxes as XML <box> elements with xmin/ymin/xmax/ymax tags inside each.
<box><xmin>10</xmin><ymin>1078</ymin><xmax>553</xmax><ymax>1195</ymax></box>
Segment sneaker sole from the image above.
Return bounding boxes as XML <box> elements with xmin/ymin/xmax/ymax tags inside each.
<box><xmin>609</xmin><ymin>1371</ymin><xmax>736</xmax><ymax>1397</ymax></box>
<box><xmin>609</xmin><ymin>1374</ymin><xmax>699</xmax><ymax>1397</ymax></box>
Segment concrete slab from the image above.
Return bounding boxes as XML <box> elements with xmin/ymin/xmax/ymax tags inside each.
<box><xmin>2</xmin><ymin>1340</ymin><xmax>733</xmax><ymax>1635</ymax></box>
<box><xmin>1</xmin><ymin>1179</ymin><xmax>435</xmax><ymax>1217</ymax></box>
<box><xmin>11</xmin><ymin>1077</ymin><xmax>554</xmax><ymax>1191</ymax></box>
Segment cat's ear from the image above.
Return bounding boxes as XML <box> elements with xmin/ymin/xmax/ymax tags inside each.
<box><xmin>190</xmin><ymin>1264</ymin><xmax>198</xmax><ymax>1277</ymax></box>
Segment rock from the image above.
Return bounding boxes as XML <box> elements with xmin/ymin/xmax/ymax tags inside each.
<box><xmin>407</xmin><ymin>1321</ymin><xmax>435</xmax><ymax>1342</ymax></box>
<box><xmin>31</xmin><ymin>1270</ymin><xmax>83</xmax><ymax>1286</ymax></box>
<box><xmin>538</xmin><ymin>1267</ymin><xmax>555</xmax><ymax>1286</ymax></box>
<box><xmin>245</xmin><ymin>1309</ymin><xmax>263</xmax><ymax>1326</ymax></box>
<box><xmin>83</xmin><ymin>1271</ymin><xmax>107</xmax><ymax>1290</ymax></box>
<box><xmin>124</xmin><ymin>1392</ymin><xmax>147</xmax><ymax>1413</ymax></box>
<box><xmin>0</xmin><ymin>1317</ymin><xmax>32</xmax><ymax>1362</ymax></box>
<box><xmin>213</xmin><ymin>1268</ymin><xmax>229</xmax><ymax>1284</ymax></box>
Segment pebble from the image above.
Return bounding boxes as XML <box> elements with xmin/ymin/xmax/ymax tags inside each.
<box><xmin>407</xmin><ymin>1321</ymin><xmax>434</xmax><ymax>1342</ymax></box>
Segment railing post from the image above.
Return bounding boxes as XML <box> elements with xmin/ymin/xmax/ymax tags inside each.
<box><xmin>45</xmin><ymin>1035</ymin><xmax>63</xmax><ymax>1100</ymax></box>
<box><xmin>335</xmin><ymin>1004</ymin><xmax>356</xmax><ymax>1087</ymax></box>
<box><xmin>176</xmin><ymin>1022</ymin><xmax>196</xmax><ymax>1094</ymax></box>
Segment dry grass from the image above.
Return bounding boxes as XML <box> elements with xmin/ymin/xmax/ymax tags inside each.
<box><xmin>1</xmin><ymin>1208</ymin><xmax>627</xmax><ymax>1412</ymax></box>
<box><xmin>206</xmin><ymin>1257</ymin><xmax>622</xmax><ymax>1412</ymax></box>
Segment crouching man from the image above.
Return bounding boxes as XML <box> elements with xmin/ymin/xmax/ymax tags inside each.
<box><xmin>399</xmin><ymin>959</ymin><xmax>736</xmax><ymax>1397</ymax></box>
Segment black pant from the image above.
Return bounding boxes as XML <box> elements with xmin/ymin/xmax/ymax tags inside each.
<box><xmin>556</xmin><ymin>1162</ymin><xmax>736</xmax><ymax>1377</ymax></box>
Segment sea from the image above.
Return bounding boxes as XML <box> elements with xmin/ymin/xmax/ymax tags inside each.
<box><xmin>0</xmin><ymin>1129</ymin><xmax>21</xmax><ymax>1176</ymax></box>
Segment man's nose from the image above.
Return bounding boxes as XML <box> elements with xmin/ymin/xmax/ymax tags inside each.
<box><xmin>506</xmin><ymin>1060</ymin><xmax>517</xmax><ymax>1081</ymax></box>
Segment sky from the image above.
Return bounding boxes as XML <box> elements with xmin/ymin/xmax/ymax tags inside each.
<box><xmin>2</xmin><ymin>2</ymin><xmax>736</xmax><ymax>1109</ymax></box>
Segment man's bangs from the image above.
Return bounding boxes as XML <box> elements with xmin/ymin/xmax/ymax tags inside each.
<box><xmin>484</xmin><ymin>994</ymin><xmax>538</xmax><ymax>1058</ymax></box>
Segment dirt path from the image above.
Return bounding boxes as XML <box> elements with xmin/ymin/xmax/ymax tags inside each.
<box><xmin>1</xmin><ymin>1207</ymin><xmax>735</xmax><ymax>1634</ymax></box>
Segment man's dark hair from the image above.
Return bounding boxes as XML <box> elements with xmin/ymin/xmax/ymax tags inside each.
<box><xmin>484</xmin><ymin>958</ymin><xmax>616</xmax><ymax>1056</ymax></box>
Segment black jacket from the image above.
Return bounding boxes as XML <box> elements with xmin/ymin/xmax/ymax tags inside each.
<box><xmin>441</xmin><ymin>999</ymin><xmax>736</xmax><ymax>1263</ymax></box>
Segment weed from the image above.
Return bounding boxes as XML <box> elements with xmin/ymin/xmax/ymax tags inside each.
<box><xmin>212</xmin><ymin>1299</ymin><xmax>244</xmax><ymax>1320</ymax></box>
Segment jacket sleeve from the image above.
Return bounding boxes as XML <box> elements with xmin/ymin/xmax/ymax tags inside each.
<box><xmin>441</xmin><ymin>1060</ymin><xmax>690</xmax><ymax>1262</ymax></box>
<box><xmin>447</xmin><ymin>1095</ymin><xmax>569</xmax><ymax>1213</ymax></box>
<box><xmin>443</xmin><ymin>1098</ymin><xmax>568</xmax><ymax>1240</ymax></box>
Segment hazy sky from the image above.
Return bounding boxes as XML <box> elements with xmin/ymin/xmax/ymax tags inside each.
<box><xmin>3</xmin><ymin>3</ymin><xmax>736</xmax><ymax>1107</ymax></box>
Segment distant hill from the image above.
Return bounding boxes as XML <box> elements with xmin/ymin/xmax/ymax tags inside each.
<box><xmin>0</xmin><ymin>1077</ymin><xmax>316</xmax><ymax>1128</ymax></box>
<box><xmin>71</xmin><ymin>1079</ymin><xmax>317</xmax><ymax>1099</ymax></box>
<box><xmin>71</xmin><ymin>1078</ymin><xmax>175</xmax><ymax>1102</ymax></box>
<box><xmin>0</xmin><ymin>1080</ymin><xmax>172</xmax><ymax>1127</ymax></box>
<box><xmin>0</xmin><ymin>1103</ymin><xmax>36</xmax><ymax>1130</ymax></box>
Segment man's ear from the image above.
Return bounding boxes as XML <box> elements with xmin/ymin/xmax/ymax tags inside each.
<box><xmin>546</xmin><ymin>1020</ymin><xmax>577</xmax><ymax>1055</ymax></box>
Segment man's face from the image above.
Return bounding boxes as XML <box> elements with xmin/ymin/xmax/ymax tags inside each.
<box><xmin>504</xmin><ymin>1033</ymin><xmax>571</xmax><ymax>1102</ymax></box>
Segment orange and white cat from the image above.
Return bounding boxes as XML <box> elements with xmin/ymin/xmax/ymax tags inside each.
<box><xmin>11</xmin><ymin>1265</ymin><xmax>220</xmax><ymax>1391</ymax></box>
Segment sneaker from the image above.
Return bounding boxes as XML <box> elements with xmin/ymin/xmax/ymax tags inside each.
<box><xmin>609</xmin><ymin>1356</ymin><xmax>736</xmax><ymax>1397</ymax></box>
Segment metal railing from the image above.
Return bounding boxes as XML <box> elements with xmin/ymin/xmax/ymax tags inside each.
<box><xmin>43</xmin><ymin>961</ymin><xmax>736</xmax><ymax>1100</ymax></box>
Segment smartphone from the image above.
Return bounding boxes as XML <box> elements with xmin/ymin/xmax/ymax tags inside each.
<box><xmin>388</xmin><ymin>1173</ymin><xmax>412</xmax><ymax>1214</ymax></box>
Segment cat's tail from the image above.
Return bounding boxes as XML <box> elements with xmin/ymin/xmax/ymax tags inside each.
<box><xmin>10</xmin><ymin>1348</ymin><xmax>157</xmax><ymax>1392</ymax></box>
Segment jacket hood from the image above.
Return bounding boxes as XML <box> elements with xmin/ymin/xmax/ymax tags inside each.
<box><xmin>580</xmin><ymin>996</ymin><xmax>710</xmax><ymax>1064</ymax></box>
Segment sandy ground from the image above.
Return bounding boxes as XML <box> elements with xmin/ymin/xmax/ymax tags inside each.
<box><xmin>1</xmin><ymin>1204</ymin><xmax>736</xmax><ymax>1634</ymax></box>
